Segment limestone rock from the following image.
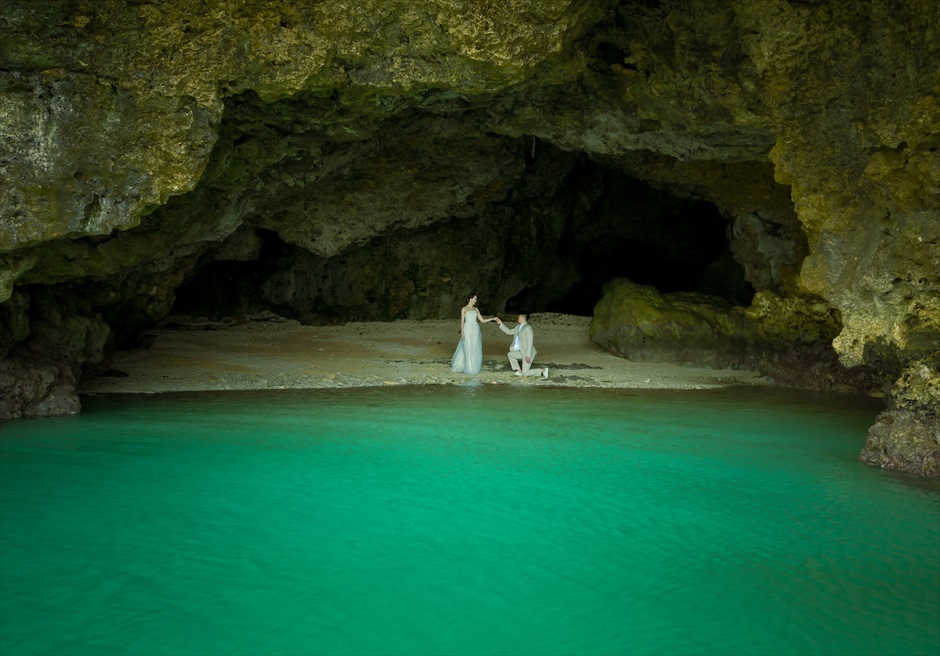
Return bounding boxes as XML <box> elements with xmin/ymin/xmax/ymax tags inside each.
<box><xmin>0</xmin><ymin>289</ymin><xmax>111</xmax><ymax>418</ymax></box>
<box><xmin>591</xmin><ymin>279</ymin><xmax>879</xmax><ymax>393</ymax></box>
<box><xmin>250</xmin><ymin>115</ymin><xmax>527</xmax><ymax>257</ymax></box>
<box><xmin>860</xmin><ymin>410</ymin><xmax>940</xmax><ymax>478</ymax></box>
<box><xmin>0</xmin><ymin>0</ymin><xmax>599</xmax><ymax>270</ymax></box>
<box><xmin>590</xmin><ymin>278</ymin><xmax>754</xmax><ymax>366</ymax></box>
<box><xmin>737</xmin><ymin>1</ymin><xmax>940</xmax><ymax>369</ymax></box>
<box><xmin>0</xmin><ymin>357</ymin><xmax>80</xmax><ymax>419</ymax></box>
<box><xmin>859</xmin><ymin>355</ymin><xmax>940</xmax><ymax>477</ymax></box>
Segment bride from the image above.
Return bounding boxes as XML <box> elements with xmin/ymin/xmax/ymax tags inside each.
<box><xmin>451</xmin><ymin>292</ymin><xmax>498</xmax><ymax>374</ymax></box>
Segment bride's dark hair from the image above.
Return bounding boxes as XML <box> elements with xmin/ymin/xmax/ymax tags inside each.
<box><xmin>465</xmin><ymin>292</ymin><xmax>478</xmax><ymax>304</ymax></box>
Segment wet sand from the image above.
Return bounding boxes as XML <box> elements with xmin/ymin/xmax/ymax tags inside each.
<box><xmin>80</xmin><ymin>313</ymin><xmax>768</xmax><ymax>394</ymax></box>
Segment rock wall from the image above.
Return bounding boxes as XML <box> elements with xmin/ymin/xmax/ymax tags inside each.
<box><xmin>0</xmin><ymin>0</ymin><xmax>937</xmax><ymax>472</ymax></box>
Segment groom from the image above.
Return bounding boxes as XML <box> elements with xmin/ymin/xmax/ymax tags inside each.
<box><xmin>496</xmin><ymin>312</ymin><xmax>548</xmax><ymax>378</ymax></box>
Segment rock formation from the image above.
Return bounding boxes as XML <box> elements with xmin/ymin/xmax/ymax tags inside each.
<box><xmin>1</xmin><ymin>1</ymin><xmax>937</xmax><ymax>473</ymax></box>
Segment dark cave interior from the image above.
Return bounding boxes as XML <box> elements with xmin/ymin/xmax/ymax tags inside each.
<box><xmin>508</xmin><ymin>162</ymin><xmax>754</xmax><ymax>315</ymax></box>
<box><xmin>171</xmin><ymin>158</ymin><xmax>754</xmax><ymax>323</ymax></box>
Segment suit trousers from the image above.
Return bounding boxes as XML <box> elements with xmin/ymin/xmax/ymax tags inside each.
<box><xmin>508</xmin><ymin>350</ymin><xmax>540</xmax><ymax>376</ymax></box>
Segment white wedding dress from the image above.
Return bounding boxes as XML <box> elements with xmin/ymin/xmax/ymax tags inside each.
<box><xmin>451</xmin><ymin>310</ymin><xmax>483</xmax><ymax>374</ymax></box>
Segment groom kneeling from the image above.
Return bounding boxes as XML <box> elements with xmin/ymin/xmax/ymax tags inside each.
<box><xmin>496</xmin><ymin>312</ymin><xmax>548</xmax><ymax>378</ymax></box>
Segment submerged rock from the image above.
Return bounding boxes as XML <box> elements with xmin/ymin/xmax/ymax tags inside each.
<box><xmin>859</xmin><ymin>356</ymin><xmax>940</xmax><ymax>477</ymax></box>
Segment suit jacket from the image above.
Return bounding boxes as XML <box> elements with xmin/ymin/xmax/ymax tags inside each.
<box><xmin>500</xmin><ymin>322</ymin><xmax>537</xmax><ymax>360</ymax></box>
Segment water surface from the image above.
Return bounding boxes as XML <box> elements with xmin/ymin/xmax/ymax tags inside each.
<box><xmin>1</xmin><ymin>386</ymin><xmax>938</xmax><ymax>656</ymax></box>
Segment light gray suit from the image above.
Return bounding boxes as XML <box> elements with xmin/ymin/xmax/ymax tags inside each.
<box><xmin>500</xmin><ymin>322</ymin><xmax>540</xmax><ymax>375</ymax></box>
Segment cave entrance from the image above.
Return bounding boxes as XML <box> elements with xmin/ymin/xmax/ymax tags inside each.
<box><xmin>510</xmin><ymin>161</ymin><xmax>754</xmax><ymax>315</ymax></box>
<box><xmin>170</xmin><ymin>230</ymin><xmax>306</xmax><ymax>322</ymax></box>
<box><xmin>169</xmin><ymin>153</ymin><xmax>755</xmax><ymax>326</ymax></box>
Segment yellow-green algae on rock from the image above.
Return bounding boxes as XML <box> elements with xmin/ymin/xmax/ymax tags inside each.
<box><xmin>590</xmin><ymin>280</ymin><xmax>876</xmax><ymax>393</ymax></box>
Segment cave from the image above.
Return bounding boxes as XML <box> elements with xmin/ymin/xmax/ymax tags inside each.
<box><xmin>1</xmin><ymin>0</ymin><xmax>938</xmax><ymax>481</ymax></box>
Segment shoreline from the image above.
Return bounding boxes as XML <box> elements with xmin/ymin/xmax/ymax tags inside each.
<box><xmin>79</xmin><ymin>313</ymin><xmax>770</xmax><ymax>395</ymax></box>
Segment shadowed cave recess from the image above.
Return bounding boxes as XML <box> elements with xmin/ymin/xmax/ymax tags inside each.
<box><xmin>171</xmin><ymin>153</ymin><xmax>753</xmax><ymax>323</ymax></box>
<box><xmin>0</xmin><ymin>0</ymin><xmax>937</xmax><ymax>475</ymax></box>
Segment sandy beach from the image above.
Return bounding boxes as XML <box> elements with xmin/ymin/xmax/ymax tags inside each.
<box><xmin>79</xmin><ymin>312</ymin><xmax>768</xmax><ymax>394</ymax></box>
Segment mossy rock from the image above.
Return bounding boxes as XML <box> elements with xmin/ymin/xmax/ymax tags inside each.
<box><xmin>590</xmin><ymin>278</ymin><xmax>759</xmax><ymax>366</ymax></box>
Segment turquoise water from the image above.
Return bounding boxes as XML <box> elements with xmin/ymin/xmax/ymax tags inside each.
<box><xmin>1</xmin><ymin>385</ymin><xmax>938</xmax><ymax>656</ymax></box>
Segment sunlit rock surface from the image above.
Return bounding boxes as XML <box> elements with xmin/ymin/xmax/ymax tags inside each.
<box><xmin>0</xmin><ymin>0</ymin><xmax>937</xmax><ymax>473</ymax></box>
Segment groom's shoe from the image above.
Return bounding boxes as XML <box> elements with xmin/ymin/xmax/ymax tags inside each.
<box><xmin>542</xmin><ymin>367</ymin><xmax>549</xmax><ymax>379</ymax></box>
<box><xmin>514</xmin><ymin>370</ymin><xmax>522</xmax><ymax>376</ymax></box>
